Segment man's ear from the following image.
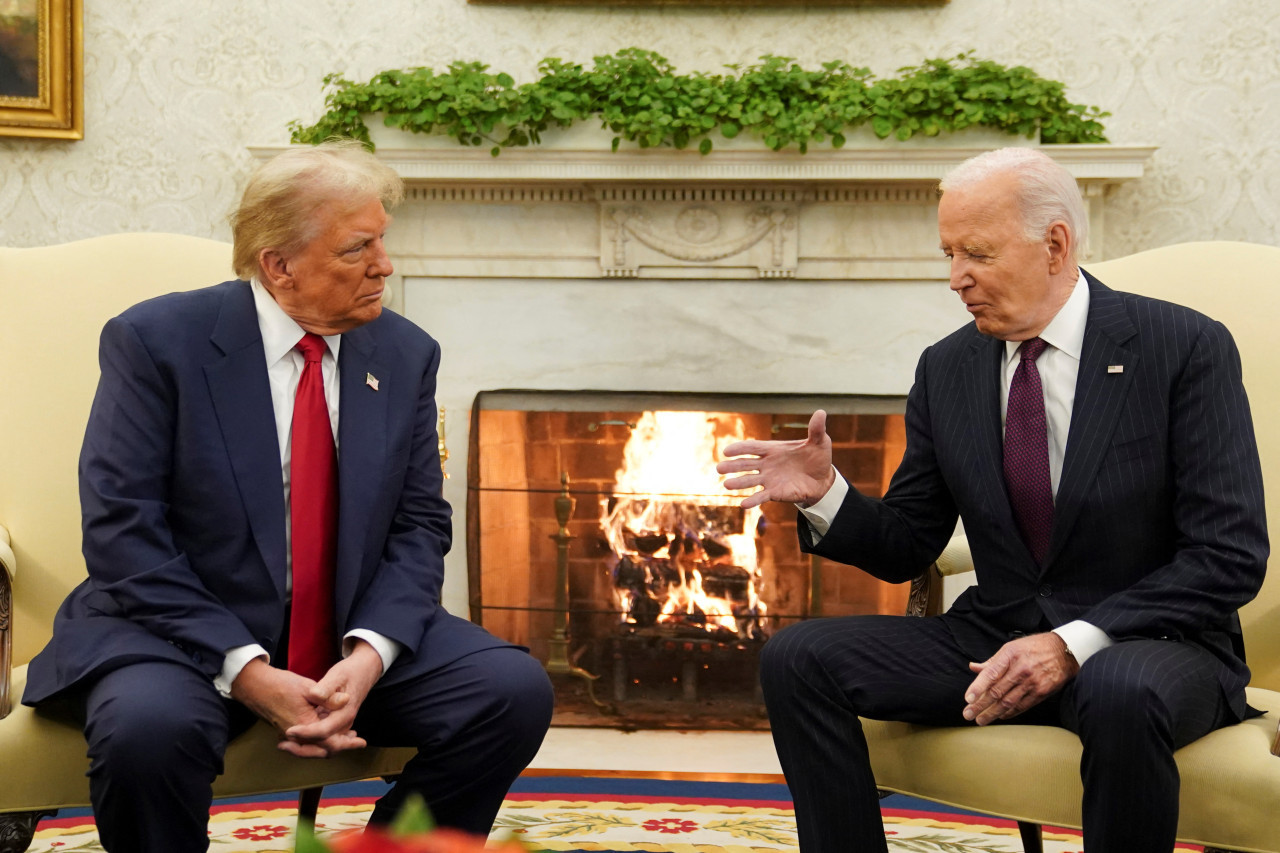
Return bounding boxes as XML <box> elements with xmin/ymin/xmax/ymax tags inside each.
<box><xmin>258</xmin><ymin>248</ymin><xmax>294</xmax><ymax>290</ymax></box>
<box><xmin>1045</xmin><ymin>221</ymin><xmax>1072</xmax><ymax>274</ymax></box>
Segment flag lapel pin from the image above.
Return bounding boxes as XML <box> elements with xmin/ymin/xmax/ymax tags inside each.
<box><xmin>1107</xmin><ymin>365</ymin><xmax>1124</xmax><ymax>374</ymax></box>
<box><xmin>366</xmin><ymin>372</ymin><xmax>380</xmax><ymax>391</ymax></box>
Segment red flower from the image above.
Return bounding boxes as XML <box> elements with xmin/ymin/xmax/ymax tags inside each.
<box><xmin>232</xmin><ymin>824</ymin><xmax>292</xmax><ymax>840</ymax></box>
<box><xmin>641</xmin><ymin>819</ymin><xmax>698</xmax><ymax>834</ymax></box>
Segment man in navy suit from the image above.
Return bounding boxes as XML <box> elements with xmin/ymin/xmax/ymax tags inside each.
<box><xmin>23</xmin><ymin>141</ymin><xmax>554</xmax><ymax>852</ymax></box>
<box><xmin>718</xmin><ymin>148</ymin><xmax>1267</xmax><ymax>852</ymax></box>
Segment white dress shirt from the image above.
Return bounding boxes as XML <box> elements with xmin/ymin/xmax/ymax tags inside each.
<box><xmin>213</xmin><ymin>280</ymin><xmax>400</xmax><ymax>696</ymax></box>
<box><xmin>800</xmin><ymin>271</ymin><xmax>1113</xmax><ymax>665</ymax></box>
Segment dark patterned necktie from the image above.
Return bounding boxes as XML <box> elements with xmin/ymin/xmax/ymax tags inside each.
<box><xmin>288</xmin><ymin>333</ymin><xmax>339</xmax><ymax>680</ymax></box>
<box><xmin>1004</xmin><ymin>337</ymin><xmax>1053</xmax><ymax>564</ymax></box>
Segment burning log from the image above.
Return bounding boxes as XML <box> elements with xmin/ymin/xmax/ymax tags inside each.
<box><xmin>600</xmin><ymin>411</ymin><xmax>772</xmax><ymax>643</ymax></box>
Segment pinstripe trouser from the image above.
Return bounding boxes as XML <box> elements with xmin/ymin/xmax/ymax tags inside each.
<box><xmin>759</xmin><ymin>614</ymin><xmax>1236</xmax><ymax>853</ymax></box>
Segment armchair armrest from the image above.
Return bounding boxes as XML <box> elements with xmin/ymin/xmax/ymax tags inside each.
<box><xmin>934</xmin><ymin>535</ymin><xmax>974</xmax><ymax>577</ymax></box>
<box><xmin>906</xmin><ymin>535</ymin><xmax>971</xmax><ymax>618</ymax></box>
<box><xmin>0</xmin><ymin>523</ymin><xmax>14</xmax><ymax>719</ymax></box>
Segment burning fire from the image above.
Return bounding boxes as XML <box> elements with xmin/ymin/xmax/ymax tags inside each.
<box><xmin>600</xmin><ymin>411</ymin><xmax>768</xmax><ymax>639</ymax></box>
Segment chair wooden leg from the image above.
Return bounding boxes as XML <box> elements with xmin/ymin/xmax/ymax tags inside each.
<box><xmin>1017</xmin><ymin>820</ymin><xmax>1042</xmax><ymax>853</ymax></box>
<box><xmin>0</xmin><ymin>811</ymin><xmax>55</xmax><ymax>853</ymax></box>
<box><xmin>297</xmin><ymin>786</ymin><xmax>324</xmax><ymax>831</ymax></box>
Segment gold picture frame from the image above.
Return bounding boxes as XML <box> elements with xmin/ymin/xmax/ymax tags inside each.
<box><xmin>0</xmin><ymin>0</ymin><xmax>81</xmax><ymax>139</ymax></box>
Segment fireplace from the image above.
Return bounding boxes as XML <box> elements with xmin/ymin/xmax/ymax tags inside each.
<box><xmin>247</xmin><ymin>138</ymin><xmax>1155</xmax><ymax>731</ymax></box>
<box><xmin>466</xmin><ymin>391</ymin><xmax>906</xmax><ymax>728</ymax></box>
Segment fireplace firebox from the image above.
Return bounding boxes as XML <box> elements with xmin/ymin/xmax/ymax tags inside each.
<box><xmin>466</xmin><ymin>391</ymin><xmax>908</xmax><ymax>730</ymax></box>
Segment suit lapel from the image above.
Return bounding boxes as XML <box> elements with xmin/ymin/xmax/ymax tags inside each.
<box><xmin>334</xmin><ymin>322</ymin><xmax>390</xmax><ymax>625</ymax></box>
<box><xmin>204</xmin><ymin>283</ymin><xmax>289</xmax><ymax>598</ymax></box>
<box><xmin>964</xmin><ymin>333</ymin><xmax>1009</xmax><ymax>516</ymax></box>
<box><xmin>1045</xmin><ymin>274</ymin><xmax>1138</xmax><ymax>568</ymax></box>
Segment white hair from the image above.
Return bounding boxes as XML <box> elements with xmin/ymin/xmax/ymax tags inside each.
<box><xmin>939</xmin><ymin>147</ymin><xmax>1088</xmax><ymax>261</ymax></box>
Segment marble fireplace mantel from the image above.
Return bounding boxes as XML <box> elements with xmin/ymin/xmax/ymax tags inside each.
<box><xmin>249</xmin><ymin>142</ymin><xmax>1156</xmax><ymax>282</ymax></box>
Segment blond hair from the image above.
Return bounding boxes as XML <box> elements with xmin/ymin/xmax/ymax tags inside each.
<box><xmin>230</xmin><ymin>140</ymin><xmax>404</xmax><ymax>280</ymax></box>
<box><xmin>939</xmin><ymin>147</ymin><xmax>1088</xmax><ymax>262</ymax></box>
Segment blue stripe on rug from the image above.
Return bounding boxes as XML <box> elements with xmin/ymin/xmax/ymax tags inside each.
<box><xmin>50</xmin><ymin>776</ymin><xmax>986</xmax><ymax>822</ymax></box>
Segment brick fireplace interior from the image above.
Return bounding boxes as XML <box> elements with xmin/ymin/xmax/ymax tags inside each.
<box><xmin>466</xmin><ymin>391</ymin><xmax>907</xmax><ymax>729</ymax></box>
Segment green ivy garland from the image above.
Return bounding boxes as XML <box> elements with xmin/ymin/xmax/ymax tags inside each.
<box><xmin>290</xmin><ymin>49</ymin><xmax>1109</xmax><ymax>156</ymax></box>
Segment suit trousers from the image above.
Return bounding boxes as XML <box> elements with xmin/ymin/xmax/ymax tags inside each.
<box><xmin>758</xmin><ymin>614</ymin><xmax>1235</xmax><ymax>853</ymax></box>
<box><xmin>79</xmin><ymin>646</ymin><xmax>554</xmax><ymax>853</ymax></box>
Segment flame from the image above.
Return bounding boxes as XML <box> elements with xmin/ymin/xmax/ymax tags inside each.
<box><xmin>601</xmin><ymin>411</ymin><xmax>768</xmax><ymax>638</ymax></box>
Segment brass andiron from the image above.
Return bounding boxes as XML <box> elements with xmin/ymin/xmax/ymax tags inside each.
<box><xmin>546</xmin><ymin>472</ymin><xmax>608</xmax><ymax>710</ymax></box>
<box><xmin>437</xmin><ymin>407</ymin><xmax>449</xmax><ymax>479</ymax></box>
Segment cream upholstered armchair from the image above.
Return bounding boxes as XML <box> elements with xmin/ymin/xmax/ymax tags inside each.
<box><xmin>874</xmin><ymin>242</ymin><xmax>1280</xmax><ymax>853</ymax></box>
<box><xmin>0</xmin><ymin>234</ymin><xmax>415</xmax><ymax>853</ymax></box>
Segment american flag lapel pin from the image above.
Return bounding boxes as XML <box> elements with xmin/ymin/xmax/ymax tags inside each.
<box><xmin>1107</xmin><ymin>365</ymin><xmax>1124</xmax><ymax>374</ymax></box>
<box><xmin>366</xmin><ymin>372</ymin><xmax>380</xmax><ymax>391</ymax></box>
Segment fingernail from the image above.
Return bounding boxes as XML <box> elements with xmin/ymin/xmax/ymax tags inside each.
<box><xmin>965</xmin><ymin>693</ymin><xmax>975</xmax><ymax>703</ymax></box>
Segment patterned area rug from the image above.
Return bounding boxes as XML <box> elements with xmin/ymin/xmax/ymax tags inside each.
<box><xmin>27</xmin><ymin>775</ymin><xmax>1203</xmax><ymax>852</ymax></box>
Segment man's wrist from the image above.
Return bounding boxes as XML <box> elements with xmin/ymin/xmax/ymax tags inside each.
<box><xmin>216</xmin><ymin>644</ymin><xmax>269</xmax><ymax>698</ymax></box>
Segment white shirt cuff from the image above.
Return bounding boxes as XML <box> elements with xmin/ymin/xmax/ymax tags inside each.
<box><xmin>1052</xmin><ymin>621</ymin><xmax>1113</xmax><ymax>667</ymax></box>
<box><xmin>344</xmin><ymin>629</ymin><xmax>401</xmax><ymax>675</ymax></box>
<box><xmin>796</xmin><ymin>468</ymin><xmax>849</xmax><ymax>541</ymax></box>
<box><xmin>215</xmin><ymin>644</ymin><xmax>269</xmax><ymax>698</ymax></box>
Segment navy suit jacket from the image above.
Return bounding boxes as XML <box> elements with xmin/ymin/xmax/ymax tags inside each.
<box><xmin>803</xmin><ymin>272</ymin><xmax>1268</xmax><ymax>706</ymax></box>
<box><xmin>25</xmin><ymin>280</ymin><xmax>503</xmax><ymax>705</ymax></box>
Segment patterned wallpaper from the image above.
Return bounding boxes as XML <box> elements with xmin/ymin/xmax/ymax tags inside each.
<box><xmin>1</xmin><ymin>0</ymin><xmax>1277</xmax><ymax>254</ymax></box>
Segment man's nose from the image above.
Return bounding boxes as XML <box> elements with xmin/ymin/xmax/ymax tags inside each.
<box><xmin>948</xmin><ymin>259</ymin><xmax>968</xmax><ymax>291</ymax></box>
<box><xmin>369</xmin><ymin>240</ymin><xmax>394</xmax><ymax>277</ymax></box>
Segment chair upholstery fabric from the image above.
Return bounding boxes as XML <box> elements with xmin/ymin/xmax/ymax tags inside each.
<box><xmin>866</xmin><ymin>242</ymin><xmax>1280</xmax><ymax>853</ymax></box>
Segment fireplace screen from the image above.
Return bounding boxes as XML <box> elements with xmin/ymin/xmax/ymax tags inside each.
<box><xmin>467</xmin><ymin>391</ymin><xmax>908</xmax><ymax>729</ymax></box>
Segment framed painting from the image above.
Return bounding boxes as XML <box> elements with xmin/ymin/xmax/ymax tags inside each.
<box><xmin>0</xmin><ymin>0</ymin><xmax>81</xmax><ymax>139</ymax></box>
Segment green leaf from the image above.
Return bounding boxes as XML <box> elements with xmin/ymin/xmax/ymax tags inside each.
<box><xmin>390</xmin><ymin>793</ymin><xmax>437</xmax><ymax>837</ymax></box>
<box><xmin>293</xmin><ymin>824</ymin><xmax>331</xmax><ymax>853</ymax></box>
<box><xmin>699</xmin><ymin>137</ymin><xmax>712</xmax><ymax>155</ymax></box>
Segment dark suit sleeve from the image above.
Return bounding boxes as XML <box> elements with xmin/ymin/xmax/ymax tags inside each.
<box><xmin>1082</xmin><ymin>319</ymin><xmax>1268</xmax><ymax>640</ymax></box>
<box><xmin>801</xmin><ymin>346</ymin><xmax>961</xmax><ymax>583</ymax></box>
<box><xmin>79</xmin><ymin>316</ymin><xmax>259</xmax><ymax>674</ymax></box>
<box><xmin>343</xmin><ymin>337</ymin><xmax>452</xmax><ymax>653</ymax></box>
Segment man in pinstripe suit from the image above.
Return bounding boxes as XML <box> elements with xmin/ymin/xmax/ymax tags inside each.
<box><xmin>718</xmin><ymin>148</ymin><xmax>1268</xmax><ymax>852</ymax></box>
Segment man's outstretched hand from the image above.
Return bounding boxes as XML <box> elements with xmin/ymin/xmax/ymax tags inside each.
<box><xmin>963</xmin><ymin>632</ymin><xmax>1079</xmax><ymax>726</ymax></box>
<box><xmin>717</xmin><ymin>410</ymin><xmax>837</xmax><ymax>508</ymax></box>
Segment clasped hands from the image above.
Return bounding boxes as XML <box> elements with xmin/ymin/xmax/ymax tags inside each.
<box><xmin>230</xmin><ymin>640</ymin><xmax>383</xmax><ymax>758</ymax></box>
<box><xmin>716</xmin><ymin>409</ymin><xmax>1080</xmax><ymax>723</ymax></box>
<box><xmin>964</xmin><ymin>632</ymin><xmax>1079</xmax><ymax>724</ymax></box>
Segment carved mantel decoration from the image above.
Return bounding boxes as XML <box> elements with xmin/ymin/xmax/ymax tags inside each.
<box><xmin>249</xmin><ymin>142</ymin><xmax>1156</xmax><ymax>285</ymax></box>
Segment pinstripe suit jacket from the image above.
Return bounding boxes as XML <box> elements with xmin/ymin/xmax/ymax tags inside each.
<box><xmin>805</xmin><ymin>272</ymin><xmax>1268</xmax><ymax>706</ymax></box>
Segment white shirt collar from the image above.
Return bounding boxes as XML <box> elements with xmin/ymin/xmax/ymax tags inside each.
<box><xmin>1004</xmin><ymin>269</ymin><xmax>1089</xmax><ymax>364</ymax></box>
<box><xmin>250</xmin><ymin>278</ymin><xmax>341</xmax><ymax>363</ymax></box>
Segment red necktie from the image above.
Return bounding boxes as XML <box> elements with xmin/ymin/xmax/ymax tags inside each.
<box><xmin>288</xmin><ymin>333</ymin><xmax>339</xmax><ymax>680</ymax></box>
<box><xmin>1003</xmin><ymin>337</ymin><xmax>1054</xmax><ymax>565</ymax></box>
